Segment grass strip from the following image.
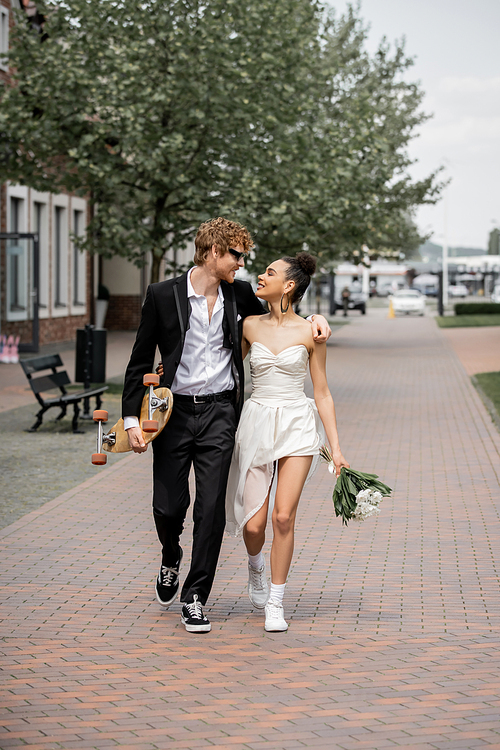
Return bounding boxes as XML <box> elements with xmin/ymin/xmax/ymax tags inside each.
<box><xmin>473</xmin><ymin>372</ymin><xmax>500</xmax><ymax>430</ymax></box>
<box><xmin>436</xmin><ymin>315</ymin><xmax>500</xmax><ymax>328</ymax></box>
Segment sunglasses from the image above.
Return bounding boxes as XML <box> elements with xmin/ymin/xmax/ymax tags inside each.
<box><xmin>228</xmin><ymin>247</ymin><xmax>245</xmax><ymax>261</ymax></box>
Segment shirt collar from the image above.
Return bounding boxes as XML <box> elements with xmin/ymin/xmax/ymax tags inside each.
<box><xmin>186</xmin><ymin>267</ymin><xmax>198</xmax><ymax>299</ymax></box>
<box><xmin>187</xmin><ymin>267</ymin><xmax>224</xmax><ymax>308</ymax></box>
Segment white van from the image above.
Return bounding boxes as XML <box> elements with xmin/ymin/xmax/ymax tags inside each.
<box><xmin>492</xmin><ymin>284</ymin><xmax>500</xmax><ymax>304</ymax></box>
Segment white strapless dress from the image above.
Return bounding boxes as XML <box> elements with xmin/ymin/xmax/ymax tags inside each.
<box><xmin>225</xmin><ymin>342</ymin><xmax>325</xmax><ymax>537</ymax></box>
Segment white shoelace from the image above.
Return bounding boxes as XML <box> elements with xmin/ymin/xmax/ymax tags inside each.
<box><xmin>160</xmin><ymin>565</ymin><xmax>178</xmax><ymax>586</ymax></box>
<box><xmin>184</xmin><ymin>594</ymin><xmax>204</xmax><ymax>620</ymax></box>
<box><xmin>249</xmin><ymin>565</ymin><xmax>266</xmax><ymax>591</ymax></box>
<box><xmin>266</xmin><ymin>600</ymin><xmax>284</xmax><ymax>618</ymax></box>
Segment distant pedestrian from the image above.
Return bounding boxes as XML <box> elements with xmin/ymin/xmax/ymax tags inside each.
<box><xmin>341</xmin><ymin>287</ymin><xmax>350</xmax><ymax>317</ymax></box>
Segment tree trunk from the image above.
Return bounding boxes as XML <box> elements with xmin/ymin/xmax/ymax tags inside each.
<box><xmin>89</xmin><ymin>196</ymin><xmax>96</xmax><ymax>326</ymax></box>
<box><xmin>315</xmin><ymin>276</ymin><xmax>322</xmax><ymax>315</ymax></box>
<box><xmin>150</xmin><ymin>252</ymin><xmax>162</xmax><ymax>284</ymax></box>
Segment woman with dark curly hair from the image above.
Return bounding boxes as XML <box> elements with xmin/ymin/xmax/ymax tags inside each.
<box><xmin>226</xmin><ymin>252</ymin><xmax>349</xmax><ymax>632</ymax></box>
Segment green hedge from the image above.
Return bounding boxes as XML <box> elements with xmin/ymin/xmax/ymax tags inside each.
<box><xmin>454</xmin><ymin>302</ymin><xmax>500</xmax><ymax>315</ymax></box>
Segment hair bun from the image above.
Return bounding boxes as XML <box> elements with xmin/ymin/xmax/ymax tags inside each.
<box><xmin>296</xmin><ymin>252</ymin><xmax>317</xmax><ymax>276</ymax></box>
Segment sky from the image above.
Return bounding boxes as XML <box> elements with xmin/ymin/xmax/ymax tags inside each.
<box><xmin>331</xmin><ymin>0</ymin><xmax>500</xmax><ymax>251</ymax></box>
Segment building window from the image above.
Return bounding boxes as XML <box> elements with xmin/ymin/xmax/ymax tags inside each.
<box><xmin>7</xmin><ymin>197</ymin><xmax>28</xmax><ymax>318</ymax></box>
<box><xmin>73</xmin><ymin>209</ymin><xmax>85</xmax><ymax>306</ymax></box>
<box><xmin>54</xmin><ymin>206</ymin><xmax>66</xmax><ymax>308</ymax></box>
<box><xmin>0</xmin><ymin>7</ymin><xmax>8</xmax><ymax>72</ymax></box>
<box><xmin>34</xmin><ymin>201</ymin><xmax>48</xmax><ymax>309</ymax></box>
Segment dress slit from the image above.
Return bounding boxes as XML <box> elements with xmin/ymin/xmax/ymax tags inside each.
<box><xmin>239</xmin><ymin>462</ymin><xmax>277</xmax><ymax>532</ymax></box>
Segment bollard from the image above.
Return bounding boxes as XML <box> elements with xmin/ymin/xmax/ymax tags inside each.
<box><xmin>387</xmin><ymin>299</ymin><xmax>395</xmax><ymax>319</ymax></box>
<box><xmin>10</xmin><ymin>336</ymin><xmax>20</xmax><ymax>364</ymax></box>
<box><xmin>0</xmin><ymin>335</ymin><xmax>7</xmax><ymax>363</ymax></box>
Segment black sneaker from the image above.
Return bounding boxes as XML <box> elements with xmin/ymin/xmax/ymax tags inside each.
<box><xmin>155</xmin><ymin>548</ymin><xmax>183</xmax><ymax>608</ymax></box>
<box><xmin>181</xmin><ymin>595</ymin><xmax>211</xmax><ymax>633</ymax></box>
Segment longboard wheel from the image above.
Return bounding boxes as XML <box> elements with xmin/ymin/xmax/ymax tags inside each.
<box><xmin>93</xmin><ymin>410</ymin><xmax>108</xmax><ymax>422</ymax></box>
<box><xmin>142</xmin><ymin>420</ymin><xmax>159</xmax><ymax>433</ymax></box>
<box><xmin>143</xmin><ymin>373</ymin><xmax>160</xmax><ymax>387</ymax></box>
<box><xmin>92</xmin><ymin>453</ymin><xmax>107</xmax><ymax>465</ymax></box>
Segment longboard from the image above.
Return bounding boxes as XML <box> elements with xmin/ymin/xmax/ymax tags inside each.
<box><xmin>103</xmin><ymin>386</ymin><xmax>173</xmax><ymax>454</ymax></box>
<box><xmin>91</xmin><ymin>374</ymin><xmax>173</xmax><ymax>465</ymax></box>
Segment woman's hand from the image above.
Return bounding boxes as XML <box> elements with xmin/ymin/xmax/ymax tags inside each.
<box><xmin>156</xmin><ymin>362</ymin><xmax>164</xmax><ymax>377</ymax></box>
<box><xmin>332</xmin><ymin>451</ymin><xmax>350</xmax><ymax>478</ymax></box>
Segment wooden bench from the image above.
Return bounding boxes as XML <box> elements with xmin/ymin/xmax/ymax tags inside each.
<box><xmin>21</xmin><ymin>354</ymin><xmax>108</xmax><ymax>433</ymax></box>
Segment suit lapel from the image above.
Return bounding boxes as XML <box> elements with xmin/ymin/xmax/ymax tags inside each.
<box><xmin>222</xmin><ymin>282</ymin><xmax>240</xmax><ymax>360</ymax></box>
<box><xmin>173</xmin><ymin>273</ymin><xmax>190</xmax><ymax>348</ymax></box>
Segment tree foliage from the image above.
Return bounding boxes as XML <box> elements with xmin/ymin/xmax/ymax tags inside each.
<box><xmin>0</xmin><ymin>0</ymin><xmax>442</xmax><ymax>281</ymax></box>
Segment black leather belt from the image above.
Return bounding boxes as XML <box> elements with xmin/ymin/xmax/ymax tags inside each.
<box><xmin>174</xmin><ymin>390</ymin><xmax>234</xmax><ymax>404</ymax></box>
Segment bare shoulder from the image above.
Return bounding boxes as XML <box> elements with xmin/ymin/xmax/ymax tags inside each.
<box><xmin>243</xmin><ymin>314</ymin><xmax>267</xmax><ymax>336</ymax></box>
<box><xmin>293</xmin><ymin>314</ymin><xmax>315</xmax><ymax>352</ymax></box>
<box><xmin>243</xmin><ymin>314</ymin><xmax>264</xmax><ymax>328</ymax></box>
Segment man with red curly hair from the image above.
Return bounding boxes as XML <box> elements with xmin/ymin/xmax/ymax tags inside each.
<box><xmin>122</xmin><ymin>217</ymin><xmax>330</xmax><ymax>632</ymax></box>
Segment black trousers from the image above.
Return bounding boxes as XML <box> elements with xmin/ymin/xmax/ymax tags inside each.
<box><xmin>152</xmin><ymin>397</ymin><xmax>236</xmax><ymax>605</ymax></box>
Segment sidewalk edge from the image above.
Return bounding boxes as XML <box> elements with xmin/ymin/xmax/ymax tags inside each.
<box><xmin>435</xmin><ymin>323</ymin><xmax>500</xmax><ymax>479</ymax></box>
<box><xmin>471</xmin><ymin>375</ymin><xmax>500</xmax><ymax>434</ymax></box>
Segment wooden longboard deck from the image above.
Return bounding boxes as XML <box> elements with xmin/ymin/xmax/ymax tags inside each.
<box><xmin>103</xmin><ymin>387</ymin><xmax>173</xmax><ymax>454</ymax></box>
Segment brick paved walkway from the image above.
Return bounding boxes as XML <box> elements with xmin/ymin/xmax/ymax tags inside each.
<box><xmin>440</xmin><ymin>325</ymin><xmax>500</xmax><ymax>375</ymax></box>
<box><xmin>1</xmin><ymin>314</ymin><xmax>500</xmax><ymax>749</ymax></box>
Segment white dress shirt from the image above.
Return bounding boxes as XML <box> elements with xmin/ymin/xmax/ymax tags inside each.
<box><xmin>124</xmin><ymin>267</ymin><xmax>234</xmax><ymax>430</ymax></box>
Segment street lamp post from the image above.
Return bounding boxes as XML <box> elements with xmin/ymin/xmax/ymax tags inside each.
<box><xmin>437</xmin><ymin>271</ymin><xmax>444</xmax><ymax>317</ymax></box>
<box><xmin>481</xmin><ymin>264</ymin><xmax>490</xmax><ymax>296</ymax></box>
<box><xmin>361</xmin><ymin>245</ymin><xmax>371</xmax><ymax>296</ymax></box>
<box><xmin>442</xmin><ymin>190</ymin><xmax>449</xmax><ymax>307</ymax></box>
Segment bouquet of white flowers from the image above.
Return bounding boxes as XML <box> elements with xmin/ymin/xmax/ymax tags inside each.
<box><xmin>320</xmin><ymin>445</ymin><xmax>392</xmax><ymax>526</ymax></box>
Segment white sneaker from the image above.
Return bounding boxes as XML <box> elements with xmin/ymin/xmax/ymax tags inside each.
<box><xmin>248</xmin><ymin>560</ymin><xmax>269</xmax><ymax>609</ymax></box>
<box><xmin>265</xmin><ymin>600</ymin><xmax>288</xmax><ymax>632</ymax></box>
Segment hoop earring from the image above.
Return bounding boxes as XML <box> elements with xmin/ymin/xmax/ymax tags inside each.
<box><xmin>280</xmin><ymin>293</ymin><xmax>290</xmax><ymax>314</ymax></box>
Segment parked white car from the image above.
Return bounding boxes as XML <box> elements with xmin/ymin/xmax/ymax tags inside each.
<box><xmin>377</xmin><ymin>282</ymin><xmax>398</xmax><ymax>297</ymax></box>
<box><xmin>448</xmin><ymin>284</ymin><xmax>468</xmax><ymax>298</ymax></box>
<box><xmin>390</xmin><ymin>289</ymin><xmax>425</xmax><ymax>316</ymax></box>
<box><xmin>492</xmin><ymin>284</ymin><xmax>500</xmax><ymax>304</ymax></box>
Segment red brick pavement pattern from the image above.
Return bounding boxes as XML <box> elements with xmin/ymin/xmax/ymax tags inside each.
<box><xmin>440</xmin><ymin>326</ymin><xmax>500</xmax><ymax>376</ymax></box>
<box><xmin>1</xmin><ymin>315</ymin><xmax>500</xmax><ymax>749</ymax></box>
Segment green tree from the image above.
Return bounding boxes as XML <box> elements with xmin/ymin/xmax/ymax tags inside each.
<box><xmin>223</xmin><ymin>8</ymin><xmax>441</xmax><ymax>271</ymax></box>
<box><xmin>1</xmin><ymin>0</ymin><xmax>323</xmax><ymax>280</ymax></box>
<box><xmin>0</xmin><ymin>1</ymin><xmax>441</xmax><ymax>281</ymax></box>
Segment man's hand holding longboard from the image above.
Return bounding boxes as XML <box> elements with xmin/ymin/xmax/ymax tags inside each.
<box><xmin>127</xmin><ymin>425</ymin><xmax>148</xmax><ymax>453</ymax></box>
<box><xmin>91</xmin><ymin>374</ymin><xmax>173</xmax><ymax>465</ymax></box>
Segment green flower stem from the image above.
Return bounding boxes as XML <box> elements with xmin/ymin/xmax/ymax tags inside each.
<box><xmin>321</xmin><ymin>446</ymin><xmax>392</xmax><ymax>526</ymax></box>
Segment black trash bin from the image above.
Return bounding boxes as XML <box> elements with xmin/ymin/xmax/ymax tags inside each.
<box><xmin>75</xmin><ymin>325</ymin><xmax>107</xmax><ymax>385</ymax></box>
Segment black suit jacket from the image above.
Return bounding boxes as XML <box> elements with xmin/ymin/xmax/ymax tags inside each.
<box><xmin>122</xmin><ymin>273</ymin><xmax>264</xmax><ymax>422</ymax></box>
